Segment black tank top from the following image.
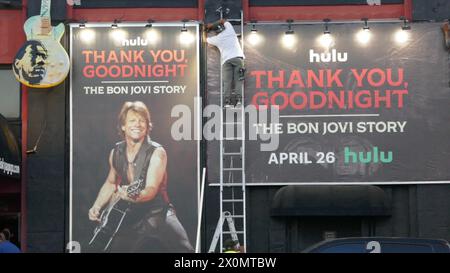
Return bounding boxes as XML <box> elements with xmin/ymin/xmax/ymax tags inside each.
<box><xmin>112</xmin><ymin>137</ymin><xmax>168</xmax><ymax>214</ymax></box>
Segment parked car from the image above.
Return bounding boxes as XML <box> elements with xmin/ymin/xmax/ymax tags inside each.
<box><xmin>302</xmin><ymin>237</ymin><xmax>450</xmax><ymax>253</ymax></box>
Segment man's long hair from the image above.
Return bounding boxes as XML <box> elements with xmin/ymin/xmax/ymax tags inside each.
<box><xmin>117</xmin><ymin>101</ymin><xmax>152</xmax><ymax>138</ymax></box>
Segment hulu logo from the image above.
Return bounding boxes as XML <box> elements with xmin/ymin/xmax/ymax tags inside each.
<box><xmin>344</xmin><ymin>147</ymin><xmax>393</xmax><ymax>164</ymax></box>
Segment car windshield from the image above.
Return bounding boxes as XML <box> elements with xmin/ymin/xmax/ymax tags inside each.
<box><xmin>320</xmin><ymin>243</ymin><xmax>366</xmax><ymax>253</ymax></box>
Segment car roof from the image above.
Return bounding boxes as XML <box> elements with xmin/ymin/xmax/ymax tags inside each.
<box><xmin>302</xmin><ymin>237</ymin><xmax>450</xmax><ymax>253</ymax></box>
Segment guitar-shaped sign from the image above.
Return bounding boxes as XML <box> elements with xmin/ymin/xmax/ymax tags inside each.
<box><xmin>12</xmin><ymin>0</ymin><xmax>70</xmax><ymax>88</ymax></box>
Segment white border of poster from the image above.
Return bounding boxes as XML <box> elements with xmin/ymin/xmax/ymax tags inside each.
<box><xmin>68</xmin><ymin>22</ymin><xmax>201</xmax><ymax>252</ymax></box>
<box><xmin>210</xmin><ymin>22</ymin><xmax>450</xmax><ymax>186</ymax></box>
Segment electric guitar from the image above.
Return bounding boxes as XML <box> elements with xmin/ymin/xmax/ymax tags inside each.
<box><xmin>12</xmin><ymin>0</ymin><xmax>70</xmax><ymax>88</ymax></box>
<box><xmin>88</xmin><ymin>179</ymin><xmax>145</xmax><ymax>252</ymax></box>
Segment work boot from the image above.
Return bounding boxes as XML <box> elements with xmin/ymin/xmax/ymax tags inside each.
<box><xmin>229</xmin><ymin>93</ymin><xmax>242</xmax><ymax>107</ymax></box>
<box><xmin>239</xmin><ymin>67</ymin><xmax>246</xmax><ymax>81</ymax></box>
<box><xmin>223</xmin><ymin>96</ymin><xmax>233</xmax><ymax>108</ymax></box>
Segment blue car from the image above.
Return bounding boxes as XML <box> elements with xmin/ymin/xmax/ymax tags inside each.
<box><xmin>302</xmin><ymin>237</ymin><xmax>450</xmax><ymax>253</ymax></box>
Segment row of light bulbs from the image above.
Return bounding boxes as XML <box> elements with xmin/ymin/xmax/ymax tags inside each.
<box><xmin>248</xmin><ymin>17</ymin><xmax>412</xmax><ymax>49</ymax></box>
<box><xmin>78</xmin><ymin>17</ymin><xmax>412</xmax><ymax>48</ymax></box>
<box><xmin>78</xmin><ymin>19</ymin><xmax>196</xmax><ymax>45</ymax></box>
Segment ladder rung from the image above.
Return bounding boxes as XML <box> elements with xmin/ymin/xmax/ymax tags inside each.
<box><xmin>223</xmin><ymin>107</ymin><xmax>242</xmax><ymax>111</ymax></box>
<box><xmin>223</xmin><ymin>152</ymin><xmax>242</xmax><ymax>156</ymax></box>
<box><xmin>223</xmin><ymin>231</ymin><xmax>245</xmax><ymax>234</ymax></box>
<box><xmin>229</xmin><ymin>215</ymin><xmax>245</xmax><ymax>218</ymax></box>
<box><xmin>221</xmin><ymin>183</ymin><xmax>245</xmax><ymax>187</ymax></box>
<box><xmin>223</xmin><ymin>167</ymin><xmax>242</xmax><ymax>171</ymax></box>
<box><xmin>223</xmin><ymin>199</ymin><xmax>244</xmax><ymax>202</ymax></box>
<box><xmin>223</xmin><ymin>122</ymin><xmax>242</xmax><ymax>125</ymax></box>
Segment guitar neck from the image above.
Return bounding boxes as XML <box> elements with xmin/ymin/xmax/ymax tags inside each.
<box><xmin>40</xmin><ymin>0</ymin><xmax>51</xmax><ymax>18</ymax></box>
<box><xmin>39</xmin><ymin>0</ymin><xmax>52</xmax><ymax>35</ymax></box>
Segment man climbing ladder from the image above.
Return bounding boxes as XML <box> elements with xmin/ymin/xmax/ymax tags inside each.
<box><xmin>206</xmin><ymin>19</ymin><xmax>245</xmax><ymax>107</ymax></box>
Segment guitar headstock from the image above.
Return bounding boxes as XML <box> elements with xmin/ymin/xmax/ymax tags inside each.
<box><xmin>23</xmin><ymin>0</ymin><xmax>65</xmax><ymax>42</ymax></box>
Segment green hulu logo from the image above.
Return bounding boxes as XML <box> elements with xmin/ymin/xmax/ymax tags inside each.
<box><xmin>344</xmin><ymin>146</ymin><xmax>393</xmax><ymax>164</ymax></box>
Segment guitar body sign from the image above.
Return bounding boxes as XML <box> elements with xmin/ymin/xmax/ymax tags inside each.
<box><xmin>12</xmin><ymin>0</ymin><xmax>69</xmax><ymax>88</ymax></box>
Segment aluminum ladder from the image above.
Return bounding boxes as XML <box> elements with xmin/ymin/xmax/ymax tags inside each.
<box><xmin>210</xmin><ymin>8</ymin><xmax>247</xmax><ymax>253</ymax></box>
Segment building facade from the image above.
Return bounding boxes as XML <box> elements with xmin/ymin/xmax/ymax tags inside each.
<box><xmin>1</xmin><ymin>0</ymin><xmax>450</xmax><ymax>252</ymax></box>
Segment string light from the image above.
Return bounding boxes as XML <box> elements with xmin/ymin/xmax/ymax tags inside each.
<box><xmin>111</xmin><ymin>19</ymin><xmax>119</xmax><ymax>29</ymax></box>
<box><xmin>79</xmin><ymin>20</ymin><xmax>86</xmax><ymax>29</ymax></box>
<box><xmin>395</xmin><ymin>16</ymin><xmax>411</xmax><ymax>44</ymax></box>
<box><xmin>80</xmin><ymin>28</ymin><xmax>95</xmax><ymax>43</ymax></box>
<box><xmin>282</xmin><ymin>19</ymin><xmax>297</xmax><ymax>49</ymax></box>
<box><xmin>356</xmin><ymin>18</ymin><xmax>372</xmax><ymax>45</ymax></box>
<box><xmin>248</xmin><ymin>21</ymin><xmax>262</xmax><ymax>46</ymax></box>
<box><xmin>180</xmin><ymin>19</ymin><xmax>194</xmax><ymax>45</ymax></box>
<box><xmin>319</xmin><ymin>19</ymin><xmax>334</xmax><ymax>48</ymax></box>
<box><xmin>145</xmin><ymin>19</ymin><xmax>154</xmax><ymax>28</ymax></box>
<box><xmin>144</xmin><ymin>19</ymin><xmax>160</xmax><ymax>44</ymax></box>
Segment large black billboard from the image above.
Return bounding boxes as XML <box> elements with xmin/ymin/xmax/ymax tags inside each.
<box><xmin>244</xmin><ymin>22</ymin><xmax>450</xmax><ymax>185</ymax></box>
<box><xmin>207</xmin><ymin>22</ymin><xmax>450</xmax><ymax>185</ymax></box>
<box><xmin>70</xmin><ymin>23</ymin><xmax>200</xmax><ymax>252</ymax></box>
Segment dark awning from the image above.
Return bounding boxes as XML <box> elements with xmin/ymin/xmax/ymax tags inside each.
<box><xmin>0</xmin><ymin>113</ymin><xmax>20</xmax><ymax>179</ymax></box>
<box><xmin>271</xmin><ymin>185</ymin><xmax>391</xmax><ymax>217</ymax></box>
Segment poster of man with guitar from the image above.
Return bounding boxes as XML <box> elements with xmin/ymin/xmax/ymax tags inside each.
<box><xmin>87</xmin><ymin>101</ymin><xmax>194</xmax><ymax>252</ymax></box>
<box><xmin>70</xmin><ymin>23</ymin><xmax>199</xmax><ymax>253</ymax></box>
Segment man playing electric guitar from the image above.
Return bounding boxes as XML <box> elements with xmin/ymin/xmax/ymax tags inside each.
<box><xmin>88</xmin><ymin>101</ymin><xmax>194</xmax><ymax>252</ymax></box>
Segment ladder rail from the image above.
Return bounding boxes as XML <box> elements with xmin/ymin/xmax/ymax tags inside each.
<box><xmin>208</xmin><ymin>211</ymin><xmax>242</xmax><ymax>253</ymax></box>
<box><xmin>208</xmin><ymin>211</ymin><xmax>224</xmax><ymax>253</ymax></box>
<box><xmin>219</xmin><ymin>35</ymin><xmax>224</xmax><ymax>253</ymax></box>
<box><xmin>214</xmin><ymin>8</ymin><xmax>246</xmax><ymax>254</ymax></box>
<box><xmin>239</xmin><ymin>9</ymin><xmax>247</xmax><ymax>252</ymax></box>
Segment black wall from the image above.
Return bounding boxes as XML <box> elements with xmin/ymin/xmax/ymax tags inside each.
<box><xmin>25</xmin><ymin>29</ymin><xmax>68</xmax><ymax>252</ymax></box>
<box><xmin>27</xmin><ymin>0</ymin><xmax>67</xmax><ymax>23</ymax></box>
<box><xmin>412</xmin><ymin>0</ymin><xmax>450</xmax><ymax>21</ymax></box>
<box><xmin>26</xmin><ymin>84</ymin><xmax>67</xmax><ymax>252</ymax></box>
<box><xmin>203</xmin><ymin>185</ymin><xmax>450</xmax><ymax>252</ymax></box>
<box><xmin>205</xmin><ymin>0</ymin><xmax>242</xmax><ymax>22</ymax></box>
<box><xmin>249</xmin><ymin>0</ymin><xmax>403</xmax><ymax>5</ymax></box>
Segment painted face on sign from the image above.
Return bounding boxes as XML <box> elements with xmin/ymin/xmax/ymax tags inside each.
<box><xmin>13</xmin><ymin>40</ymin><xmax>48</xmax><ymax>85</ymax></box>
<box><xmin>122</xmin><ymin>110</ymin><xmax>148</xmax><ymax>143</ymax></box>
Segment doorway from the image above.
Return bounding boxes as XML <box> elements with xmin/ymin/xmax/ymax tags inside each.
<box><xmin>288</xmin><ymin>217</ymin><xmax>363</xmax><ymax>252</ymax></box>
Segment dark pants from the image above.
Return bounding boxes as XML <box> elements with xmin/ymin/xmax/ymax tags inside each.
<box><xmin>109</xmin><ymin>205</ymin><xmax>194</xmax><ymax>253</ymax></box>
<box><xmin>223</xmin><ymin>57</ymin><xmax>244</xmax><ymax>98</ymax></box>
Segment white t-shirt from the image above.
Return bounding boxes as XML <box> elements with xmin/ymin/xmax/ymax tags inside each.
<box><xmin>207</xmin><ymin>22</ymin><xmax>245</xmax><ymax>65</ymax></box>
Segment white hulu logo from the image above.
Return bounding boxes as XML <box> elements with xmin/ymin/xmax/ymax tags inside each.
<box><xmin>122</xmin><ymin>37</ymin><xmax>149</xmax><ymax>47</ymax></box>
<box><xmin>309</xmin><ymin>49</ymin><xmax>348</xmax><ymax>63</ymax></box>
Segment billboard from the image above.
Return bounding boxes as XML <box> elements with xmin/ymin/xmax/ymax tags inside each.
<box><xmin>208</xmin><ymin>22</ymin><xmax>450</xmax><ymax>185</ymax></box>
<box><xmin>70</xmin><ymin>23</ymin><xmax>200</xmax><ymax>252</ymax></box>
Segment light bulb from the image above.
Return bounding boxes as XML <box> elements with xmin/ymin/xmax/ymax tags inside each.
<box><xmin>356</xmin><ymin>28</ymin><xmax>371</xmax><ymax>45</ymax></box>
